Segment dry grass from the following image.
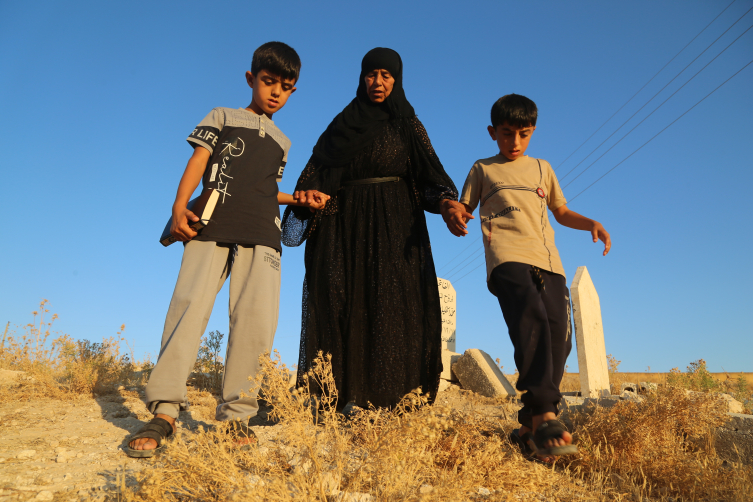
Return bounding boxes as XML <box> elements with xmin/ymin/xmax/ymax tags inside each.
<box><xmin>0</xmin><ymin>300</ymin><xmax>150</xmax><ymax>401</ymax></box>
<box><xmin>113</xmin><ymin>352</ymin><xmax>752</xmax><ymax>502</ymax></box>
<box><xmin>2</xmin><ymin>302</ymin><xmax>752</xmax><ymax>500</ymax></box>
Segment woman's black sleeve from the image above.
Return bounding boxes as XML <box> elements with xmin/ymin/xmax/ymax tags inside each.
<box><xmin>409</xmin><ymin>117</ymin><xmax>459</xmax><ymax>214</ymax></box>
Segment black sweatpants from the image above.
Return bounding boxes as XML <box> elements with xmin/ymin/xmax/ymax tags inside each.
<box><xmin>489</xmin><ymin>262</ymin><xmax>572</xmax><ymax>427</ymax></box>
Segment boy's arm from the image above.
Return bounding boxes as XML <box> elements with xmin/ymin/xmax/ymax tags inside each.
<box><xmin>279</xmin><ymin>190</ymin><xmax>330</xmax><ymax>211</ymax></box>
<box><xmin>551</xmin><ymin>204</ymin><xmax>611</xmax><ymax>256</ymax></box>
<box><xmin>170</xmin><ymin>146</ymin><xmax>211</xmax><ymax>242</ymax></box>
<box><xmin>440</xmin><ymin>200</ymin><xmax>474</xmax><ymax>237</ymax></box>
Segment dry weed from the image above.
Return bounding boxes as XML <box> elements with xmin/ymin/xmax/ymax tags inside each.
<box><xmin>0</xmin><ymin>301</ymin><xmax>149</xmax><ymax>401</ymax></box>
<box><xmin>119</xmin><ymin>352</ymin><xmax>593</xmax><ymax>501</ymax></box>
<box><xmin>566</xmin><ymin>386</ymin><xmax>753</xmax><ymax>501</ymax></box>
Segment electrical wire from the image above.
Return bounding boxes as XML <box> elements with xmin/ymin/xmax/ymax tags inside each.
<box><xmin>436</xmin><ymin>238</ymin><xmax>478</xmax><ymax>275</ymax></box>
<box><xmin>563</xmin><ymin>23</ymin><xmax>753</xmax><ymax>190</ymax></box>
<box><xmin>568</xmin><ymin>57</ymin><xmax>753</xmax><ymax>203</ymax></box>
<box><xmin>559</xmin><ymin>4</ymin><xmax>753</xmax><ymax>183</ymax></box>
<box><xmin>554</xmin><ymin>0</ymin><xmax>738</xmax><ymax>172</ymax></box>
<box><xmin>444</xmin><ymin>247</ymin><xmax>485</xmax><ymax>281</ymax></box>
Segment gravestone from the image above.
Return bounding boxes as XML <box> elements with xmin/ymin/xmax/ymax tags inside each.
<box><xmin>437</xmin><ymin>278</ymin><xmax>456</xmax><ymax>352</ymax></box>
<box><xmin>571</xmin><ymin>266</ymin><xmax>611</xmax><ymax>398</ymax></box>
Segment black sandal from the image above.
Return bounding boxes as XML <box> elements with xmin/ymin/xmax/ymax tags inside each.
<box><xmin>527</xmin><ymin>419</ymin><xmax>578</xmax><ymax>457</ymax></box>
<box><xmin>126</xmin><ymin>417</ymin><xmax>174</xmax><ymax>458</ymax></box>
<box><xmin>509</xmin><ymin>428</ymin><xmax>535</xmax><ymax>457</ymax></box>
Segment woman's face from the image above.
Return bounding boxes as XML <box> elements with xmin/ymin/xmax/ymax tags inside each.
<box><xmin>364</xmin><ymin>69</ymin><xmax>394</xmax><ymax>103</ymax></box>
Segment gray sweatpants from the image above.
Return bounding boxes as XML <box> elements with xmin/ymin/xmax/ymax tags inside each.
<box><xmin>145</xmin><ymin>240</ymin><xmax>281</xmax><ymax>421</ymax></box>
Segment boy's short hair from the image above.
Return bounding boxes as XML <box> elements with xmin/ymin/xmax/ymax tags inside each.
<box><xmin>491</xmin><ymin>94</ymin><xmax>538</xmax><ymax>128</ymax></box>
<box><xmin>251</xmin><ymin>41</ymin><xmax>301</xmax><ymax>82</ymax></box>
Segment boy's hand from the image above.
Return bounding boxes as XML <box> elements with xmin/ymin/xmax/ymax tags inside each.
<box><xmin>294</xmin><ymin>190</ymin><xmax>330</xmax><ymax>212</ymax></box>
<box><xmin>591</xmin><ymin>222</ymin><xmax>611</xmax><ymax>256</ymax></box>
<box><xmin>170</xmin><ymin>206</ymin><xmax>200</xmax><ymax>242</ymax></box>
<box><xmin>441</xmin><ymin>200</ymin><xmax>474</xmax><ymax>237</ymax></box>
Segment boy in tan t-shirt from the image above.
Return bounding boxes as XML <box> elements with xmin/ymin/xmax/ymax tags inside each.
<box><xmin>442</xmin><ymin>94</ymin><xmax>611</xmax><ymax>461</ymax></box>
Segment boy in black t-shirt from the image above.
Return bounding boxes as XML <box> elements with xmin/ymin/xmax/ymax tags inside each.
<box><xmin>127</xmin><ymin>42</ymin><xmax>328</xmax><ymax>457</ymax></box>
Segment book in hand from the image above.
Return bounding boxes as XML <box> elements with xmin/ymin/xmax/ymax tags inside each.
<box><xmin>159</xmin><ymin>188</ymin><xmax>220</xmax><ymax>247</ymax></box>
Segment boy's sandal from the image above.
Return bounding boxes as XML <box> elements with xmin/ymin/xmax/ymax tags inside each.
<box><xmin>527</xmin><ymin>419</ymin><xmax>578</xmax><ymax>457</ymax></box>
<box><xmin>223</xmin><ymin>419</ymin><xmax>258</xmax><ymax>449</ymax></box>
<box><xmin>126</xmin><ymin>417</ymin><xmax>174</xmax><ymax>458</ymax></box>
<box><xmin>509</xmin><ymin>428</ymin><xmax>535</xmax><ymax>457</ymax></box>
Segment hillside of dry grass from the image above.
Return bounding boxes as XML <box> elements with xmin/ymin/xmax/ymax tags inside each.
<box><xmin>1</xmin><ymin>303</ymin><xmax>752</xmax><ymax>501</ymax></box>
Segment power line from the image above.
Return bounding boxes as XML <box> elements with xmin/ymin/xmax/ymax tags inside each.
<box><xmin>563</xmin><ymin>22</ymin><xmax>753</xmax><ymax>190</ymax></box>
<box><xmin>444</xmin><ymin>248</ymin><xmax>485</xmax><ymax>281</ymax></box>
<box><xmin>436</xmin><ymin>238</ymin><xmax>477</xmax><ymax>274</ymax></box>
<box><xmin>452</xmin><ymin>260</ymin><xmax>486</xmax><ymax>285</ymax></box>
<box><xmin>559</xmin><ymin>4</ymin><xmax>753</xmax><ymax>183</ymax></box>
<box><xmin>568</xmin><ymin>57</ymin><xmax>753</xmax><ymax>203</ymax></box>
<box><xmin>554</xmin><ymin>0</ymin><xmax>738</xmax><ymax>172</ymax></box>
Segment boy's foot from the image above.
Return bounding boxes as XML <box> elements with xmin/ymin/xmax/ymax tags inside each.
<box><xmin>517</xmin><ymin>412</ymin><xmax>576</xmax><ymax>462</ymax></box>
<box><xmin>514</xmin><ymin>427</ymin><xmax>554</xmax><ymax>463</ymax></box>
<box><xmin>223</xmin><ymin>418</ymin><xmax>258</xmax><ymax>448</ymax></box>
<box><xmin>126</xmin><ymin>414</ymin><xmax>176</xmax><ymax>458</ymax></box>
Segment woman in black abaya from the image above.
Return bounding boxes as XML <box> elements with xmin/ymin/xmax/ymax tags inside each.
<box><xmin>282</xmin><ymin>48</ymin><xmax>468</xmax><ymax>409</ymax></box>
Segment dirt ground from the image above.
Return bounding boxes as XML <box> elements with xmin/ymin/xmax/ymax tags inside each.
<box><xmin>0</xmin><ymin>381</ymin><xmax>511</xmax><ymax>502</ymax></box>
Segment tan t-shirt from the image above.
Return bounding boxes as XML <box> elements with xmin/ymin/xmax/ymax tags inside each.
<box><xmin>460</xmin><ymin>154</ymin><xmax>567</xmax><ymax>284</ymax></box>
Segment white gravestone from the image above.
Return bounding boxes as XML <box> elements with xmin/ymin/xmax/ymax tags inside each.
<box><xmin>437</xmin><ymin>278</ymin><xmax>456</xmax><ymax>352</ymax></box>
<box><xmin>571</xmin><ymin>266</ymin><xmax>610</xmax><ymax>398</ymax></box>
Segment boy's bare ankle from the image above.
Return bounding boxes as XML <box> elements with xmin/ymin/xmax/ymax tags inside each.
<box><xmin>154</xmin><ymin>413</ymin><xmax>176</xmax><ymax>431</ymax></box>
<box><xmin>531</xmin><ymin>412</ymin><xmax>557</xmax><ymax>432</ymax></box>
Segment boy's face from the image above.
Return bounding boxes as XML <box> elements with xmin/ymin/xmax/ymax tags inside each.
<box><xmin>246</xmin><ymin>69</ymin><xmax>297</xmax><ymax>117</ymax></box>
<box><xmin>488</xmin><ymin>122</ymin><xmax>535</xmax><ymax>161</ymax></box>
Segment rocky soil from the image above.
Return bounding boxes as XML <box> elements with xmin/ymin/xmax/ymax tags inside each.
<box><xmin>0</xmin><ymin>378</ymin><xmax>510</xmax><ymax>501</ymax></box>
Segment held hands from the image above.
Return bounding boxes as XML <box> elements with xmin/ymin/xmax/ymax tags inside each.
<box><xmin>293</xmin><ymin>190</ymin><xmax>330</xmax><ymax>212</ymax></box>
<box><xmin>591</xmin><ymin>222</ymin><xmax>611</xmax><ymax>256</ymax></box>
<box><xmin>170</xmin><ymin>205</ymin><xmax>200</xmax><ymax>242</ymax></box>
<box><xmin>441</xmin><ymin>200</ymin><xmax>474</xmax><ymax>237</ymax></box>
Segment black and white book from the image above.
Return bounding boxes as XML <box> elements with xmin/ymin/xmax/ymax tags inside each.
<box><xmin>159</xmin><ymin>188</ymin><xmax>220</xmax><ymax>247</ymax></box>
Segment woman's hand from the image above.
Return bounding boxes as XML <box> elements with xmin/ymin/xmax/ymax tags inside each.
<box><xmin>293</xmin><ymin>190</ymin><xmax>330</xmax><ymax>212</ymax></box>
<box><xmin>440</xmin><ymin>200</ymin><xmax>474</xmax><ymax>237</ymax></box>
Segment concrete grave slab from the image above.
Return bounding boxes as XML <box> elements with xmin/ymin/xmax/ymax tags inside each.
<box><xmin>453</xmin><ymin>349</ymin><xmax>516</xmax><ymax>398</ymax></box>
<box><xmin>571</xmin><ymin>266</ymin><xmax>610</xmax><ymax>398</ymax></box>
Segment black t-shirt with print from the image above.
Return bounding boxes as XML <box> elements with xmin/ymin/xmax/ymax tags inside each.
<box><xmin>186</xmin><ymin>107</ymin><xmax>290</xmax><ymax>252</ymax></box>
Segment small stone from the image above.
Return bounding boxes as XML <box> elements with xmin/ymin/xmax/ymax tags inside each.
<box><xmin>477</xmin><ymin>486</ymin><xmax>491</xmax><ymax>496</ymax></box>
<box><xmin>0</xmin><ymin>457</ymin><xmax>6</xmax><ymax>463</ymax></box>
<box><xmin>639</xmin><ymin>381</ymin><xmax>658</xmax><ymax>392</ymax></box>
<box><xmin>17</xmin><ymin>450</ymin><xmax>36</xmax><ymax>459</ymax></box>
<box><xmin>715</xmin><ymin>393</ymin><xmax>744</xmax><ymax>414</ymax></box>
<box><xmin>76</xmin><ymin>452</ymin><xmax>83</xmax><ymax>458</ymax></box>
<box><xmin>419</xmin><ymin>484</ymin><xmax>434</xmax><ymax>494</ymax></box>
<box><xmin>619</xmin><ymin>391</ymin><xmax>645</xmax><ymax>403</ymax></box>
<box><xmin>34</xmin><ymin>491</ymin><xmax>54</xmax><ymax>501</ymax></box>
<box><xmin>48</xmin><ymin>440</ymin><xmax>59</xmax><ymax>448</ymax></box>
<box><xmin>333</xmin><ymin>492</ymin><xmax>374</xmax><ymax>502</ymax></box>
<box><xmin>620</xmin><ymin>382</ymin><xmax>638</xmax><ymax>393</ymax></box>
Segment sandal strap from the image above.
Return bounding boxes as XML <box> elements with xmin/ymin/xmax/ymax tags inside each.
<box><xmin>130</xmin><ymin>417</ymin><xmax>174</xmax><ymax>445</ymax></box>
<box><xmin>148</xmin><ymin>417</ymin><xmax>174</xmax><ymax>438</ymax></box>
<box><xmin>226</xmin><ymin>419</ymin><xmax>257</xmax><ymax>440</ymax></box>
<box><xmin>533</xmin><ymin>419</ymin><xmax>568</xmax><ymax>446</ymax></box>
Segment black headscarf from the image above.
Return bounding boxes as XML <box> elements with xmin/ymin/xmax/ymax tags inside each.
<box><xmin>282</xmin><ymin>47</ymin><xmax>458</xmax><ymax>247</ymax></box>
<box><xmin>311</xmin><ymin>48</ymin><xmax>415</xmax><ymax>168</ymax></box>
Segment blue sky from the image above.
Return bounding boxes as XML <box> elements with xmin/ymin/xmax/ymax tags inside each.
<box><xmin>1</xmin><ymin>1</ymin><xmax>751</xmax><ymax>373</ymax></box>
